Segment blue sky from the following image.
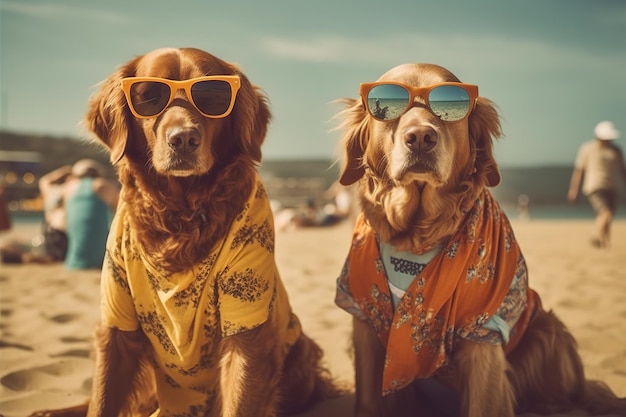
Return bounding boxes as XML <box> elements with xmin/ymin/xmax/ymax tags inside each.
<box><xmin>1</xmin><ymin>0</ymin><xmax>625</xmax><ymax>167</ymax></box>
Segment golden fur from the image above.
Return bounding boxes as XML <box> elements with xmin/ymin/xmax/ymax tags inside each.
<box><xmin>337</xmin><ymin>63</ymin><xmax>626</xmax><ymax>417</ymax></box>
<box><xmin>30</xmin><ymin>47</ymin><xmax>340</xmax><ymax>417</ymax></box>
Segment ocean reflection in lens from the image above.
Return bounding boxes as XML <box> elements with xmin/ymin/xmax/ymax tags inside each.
<box><xmin>367</xmin><ymin>84</ymin><xmax>409</xmax><ymax>120</ymax></box>
<box><xmin>428</xmin><ymin>85</ymin><xmax>470</xmax><ymax>121</ymax></box>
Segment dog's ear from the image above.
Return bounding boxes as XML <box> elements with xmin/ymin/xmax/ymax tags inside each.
<box><xmin>468</xmin><ymin>97</ymin><xmax>502</xmax><ymax>187</ymax></box>
<box><xmin>231</xmin><ymin>75</ymin><xmax>271</xmax><ymax>163</ymax></box>
<box><xmin>84</xmin><ymin>59</ymin><xmax>138</xmax><ymax>165</ymax></box>
<box><xmin>337</xmin><ymin>98</ymin><xmax>370</xmax><ymax>186</ymax></box>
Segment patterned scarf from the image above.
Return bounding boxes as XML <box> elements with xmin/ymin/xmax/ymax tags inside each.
<box><xmin>336</xmin><ymin>190</ymin><xmax>539</xmax><ymax>395</ymax></box>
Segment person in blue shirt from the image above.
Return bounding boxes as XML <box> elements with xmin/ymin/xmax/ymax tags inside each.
<box><xmin>62</xmin><ymin>159</ymin><xmax>119</xmax><ymax>269</ymax></box>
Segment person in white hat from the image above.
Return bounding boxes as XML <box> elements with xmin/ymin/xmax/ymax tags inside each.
<box><xmin>568</xmin><ymin>121</ymin><xmax>626</xmax><ymax>248</ymax></box>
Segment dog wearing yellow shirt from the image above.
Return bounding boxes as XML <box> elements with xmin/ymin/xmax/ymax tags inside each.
<box><xmin>30</xmin><ymin>48</ymin><xmax>340</xmax><ymax>417</ymax></box>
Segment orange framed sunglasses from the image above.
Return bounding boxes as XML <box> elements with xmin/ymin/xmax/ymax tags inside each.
<box><xmin>359</xmin><ymin>81</ymin><xmax>479</xmax><ymax>122</ymax></box>
<box><xmin>121</xmin><ymin>76</ymin><xmax>241</xmax><ymax>119</ymax></box>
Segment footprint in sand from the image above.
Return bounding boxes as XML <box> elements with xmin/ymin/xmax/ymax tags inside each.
<box><xmin>0</xmin><ymin>340</ymin><xmax>33</xmax><ymax>351</ymax></box>
<box><xmin>48</xmin><ymin>313</ymin><xmax>80</xmax><ymax>324</ymax></box>
<box><xmin>51</xmin><ymin>349</ymin><xmax>91</xmax><ymax>359</ymax></box>
<box><xmin>59</xmin><ymin>336</ymin><xmax>90</xmax><ymax>343</ymax></box>
<box><xmin>1</xmin><ymin>359</ymin><xmax>91</xmax><ymax>391</ymax></box>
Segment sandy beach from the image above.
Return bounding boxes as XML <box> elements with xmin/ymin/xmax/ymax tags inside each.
<box><xmin>1</xmin><ymin>218</ymin><xmax>625</xmax><ymax>416</ymax></box>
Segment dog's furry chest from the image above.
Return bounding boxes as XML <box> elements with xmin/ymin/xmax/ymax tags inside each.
<box><xmin>99</xmin><ymin>178</ymin><xmax>300</xmax><ymax>413</ymax></box>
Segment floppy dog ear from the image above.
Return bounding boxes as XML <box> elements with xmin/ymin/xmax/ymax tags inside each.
<box><xmin>84</xmin><ymin>61</ymin><xmax>137</xmax><ymax>165</ymax></box>
<box><xmin>468</xmin><ymin>97</ymin><xmax>502</xmax><ymax>187</ymax></box>
<box><xmin>230</xmin><ymin>75</ymin><xmax>271</xmax><ymax>163</ymax></box>
<box><xmin>337</xmin><ymin>98</ymin><xmax>370</xmax><ymax>186</ymax></box>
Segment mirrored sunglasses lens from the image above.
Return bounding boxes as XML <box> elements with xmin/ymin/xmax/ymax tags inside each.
<box><xmin>367</xmin><ymin>84</ymin><xmax>409</xmax><ymax>120</ymax></box>
<box><xmin>129</xmin><ymin>81</ymin><xmax>170</xmax><ymax>116</ymax></box>
<box><xmin>428</xmin><ymin>86</ymin><xmax>471</xmax><ymax>121</ymax></box>
<box><xmin>191</xmin><ymin>80</ymin><xmax>233</xmax><ymax>116</ymax></box>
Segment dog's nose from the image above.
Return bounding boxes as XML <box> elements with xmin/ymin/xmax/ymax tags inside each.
<box><xmin>403</xmin><ymin>126</ymin><xmax>437</xmax><ymax>153</ymax></box>
<box><xmin>167</xmin><ymin>127</ymin><xmax>201</xmax><ymax>152</ymax></box>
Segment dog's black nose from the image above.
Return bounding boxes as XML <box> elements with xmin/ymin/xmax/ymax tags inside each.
<box><xmin>167</xmin><ymin>127</ymin><xmax>201</xmax><ymax>152</ymax></box>
<box><xmin>403</xmin><ymin>126</ymin><xmax>437</xmax><ymax>153</ymax></box>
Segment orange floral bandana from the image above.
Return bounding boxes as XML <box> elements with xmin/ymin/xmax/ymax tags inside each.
<box><xmin>336</xmin><ymin>190</ymin><xmax>539</xmax><ymax>395</ymax></box>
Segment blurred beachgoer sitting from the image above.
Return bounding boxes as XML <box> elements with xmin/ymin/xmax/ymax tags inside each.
<box><xmin>0</xmin><ymin>162</ymin><xmax>119</xmax><ymax>266</ymax></box>
<box><xmin>291</xmin><ymin>198</ymin><xmax>322</xmax><ymax>228</ymax></box>
<box><xmin>274</xmin><ymin>198</ymin><xmax>328</xmax><ymax>231</ymax></box>
<box><xmin>273</xmin><ymin>181</ymin><xmax>357</xmax><ymax>231</ymax></box>
<box><xmin>38</xmin><ymin>164</ymin><xmax>72</xmax><ymax>261</ymax></box>
<box><xmin>62</xmin><ymin>159</ymin><xmax>119</xmax><ymax>269</ymax></box>
<box><xmin>325</xmin><ymin>180</ymin><xmax>356</xmax><ymax>222</ymax></box>
<box><xmin>0</xmin><ymin>180</ymin><xmax>55</xmax><ymax>264</ymax></box>
<box><xmin>277</xmin><ymin>196</ymin><xmax>349</xmax><ymax>232</ymax></box>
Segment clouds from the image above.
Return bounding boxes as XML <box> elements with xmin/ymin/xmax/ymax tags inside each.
<box><xmin>260</xmin><ymin>36</ymin><xmax>356</xmax><ymax>63</ymax></box>
<box><xmin>1</xmin><ymin>0</ymin><xmax>130</xmax><ymax>25</ymax></box>
<box><xmin>259</xmin><ymin>31</ymin><xmax>624</xmax><ymax>75</ymax></box>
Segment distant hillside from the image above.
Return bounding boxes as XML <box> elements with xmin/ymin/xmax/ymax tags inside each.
<box><xmin>1</xmin><ymin>131</ymin><xmax>113</xmax><ymax>204</ymax></box>
<box><xmin>259</xmin><ymin>159</ymin><xmax>340</xmax><ymax>207</ymax></box>
<box><xmin>2</xmin><ymin>131</ymin><xmax>625</xmax><ymax>208</ymax></box>
<box><xmin>260</xmin><ymin>160</ymin><xmax>626</xmax><ymax>207</ymax></box>
<box><xmin>0</xmin><ymin>131</ymin><xmax>111</xmax><ymax>172</ymax></box>
<box><xmin>493</xmin><ymin>166</ymin><xmax>626</xmax><ymax>206</ymax></box>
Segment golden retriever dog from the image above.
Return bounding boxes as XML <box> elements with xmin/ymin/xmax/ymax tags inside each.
<box><xmin>334</xmin><ymin>63</ymin><xmax>626</xmax><ymax>417</ymax></box>
<box><xmin>30</xmin><ymin>47</ymin><xmax>339</xmax><ymax>417</ymax></box>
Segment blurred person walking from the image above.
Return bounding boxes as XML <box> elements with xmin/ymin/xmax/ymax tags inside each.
<box><xmin>568</xmin><ymin>121</ymin><xmax>626</xmax><ymax>248</ymax></box>
<box><xmin>62</xmin><ymin>159</ymin><xmax>119</xmax><ymax>269</ymax></box>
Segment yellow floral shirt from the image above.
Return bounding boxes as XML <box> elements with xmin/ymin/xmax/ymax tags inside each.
<box><xmin>100</xmin><ymin>176</ymin><xmax>301</xmax><ymax>416</ymax></box>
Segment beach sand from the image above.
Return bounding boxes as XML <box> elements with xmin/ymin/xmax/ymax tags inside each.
<box><xmin>1</xmin><ymin>219</ymin><xmax>625</xmax><ymax>416</ymax></box>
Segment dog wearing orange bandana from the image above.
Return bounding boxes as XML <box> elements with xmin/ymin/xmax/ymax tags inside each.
<box><xmin>334</xmin><ymin>63</ymin><xmax>626</xmax><ymax>417</ymax></box>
